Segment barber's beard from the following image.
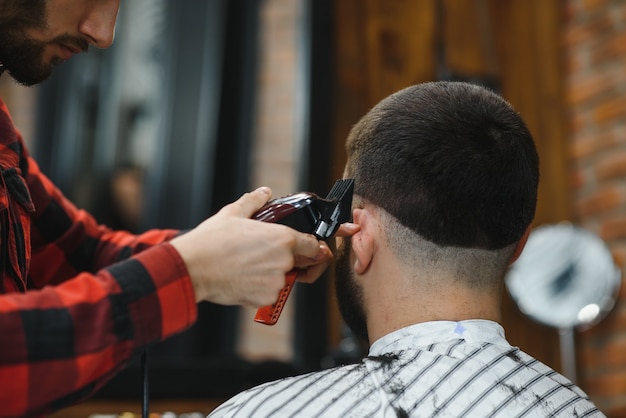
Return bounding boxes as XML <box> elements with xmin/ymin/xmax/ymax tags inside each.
<box><xmin>0</xmin><ymin>1</ymin><xmax>50</xmax><ymax>86</ymax></box>
<box><xmin>0</xmin><ymin>26</ymin><xmax>55</xmax><ymax>86</ymax></box>
<box><xmin>334</xmin><ymin>239</ymin><xmax>369</xmax><ymax>344</ymax></box>
<box><xmin>0</xmin><ymin>2</ymin><xmax>89</xmax><ymax>86</ymax></box>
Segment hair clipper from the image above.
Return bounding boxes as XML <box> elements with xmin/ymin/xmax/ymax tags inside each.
<box><xmin>253</xmin><ymin>178</ymin><xmax>355</xmax><ymax>325</ymax></box>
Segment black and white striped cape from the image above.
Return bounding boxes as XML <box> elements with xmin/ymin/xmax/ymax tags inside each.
<box><xmin>209</xmin><ymin>320</ymin><xmax>604</xmax><ymax>418</ymax></box>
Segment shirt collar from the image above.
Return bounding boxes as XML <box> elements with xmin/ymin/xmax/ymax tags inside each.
<box><xmin>369</xmin><ymin>320</ymin><xmax>510</xmax><ymax>356</ymax></box>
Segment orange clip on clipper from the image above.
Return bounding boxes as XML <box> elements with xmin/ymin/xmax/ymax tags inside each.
<box><xmin>253</xmin><ymin>178</ymin><xmax>355</xmax><ymax>325</ymax></box>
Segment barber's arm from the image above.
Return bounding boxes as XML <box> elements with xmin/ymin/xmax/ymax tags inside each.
<box><xmin>2</xmin><ymin>184</ymin><xmax>345</xmax><ymax>417</ymax></box>
<box><xmin>0</xmin><ymin>243</ymin><xmax>196</xmax><ymax>418</ymax></box>
<box><xmin>26</xmin><ymin>153</ymin><xmax>181</xmax><ymax>287</ymax></box>
<box><xmin>171</xmin><ymin>186</ymin><xmax>337</xmax><ymax>307</ymax></box>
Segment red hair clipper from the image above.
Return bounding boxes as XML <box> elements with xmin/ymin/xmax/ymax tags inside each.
<box><xmin>253</xmin><ymin>178</ymin><xmax>355</xmax><ymax>325</ymax></box>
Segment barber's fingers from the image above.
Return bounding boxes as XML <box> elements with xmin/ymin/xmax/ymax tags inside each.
<box><xmin>292</xmin><ymin>223</ymin><xmax>360</xmax><ymax>262</ymax></box>
<box><xmin>293</xmin><ymin>243</ymin><xmax>333</xmax><ymax>284</ymax></box>
<box><xmin>293</xmin><ymin>223</ymin><xmax>359</xmax><ymax>284</ymax></box>
<box><xmin>335</xmin><ymin>222</ymin><xmax>360</xmax><ymax>237</ymax></box>
<box><xmin>290</xmin><ymin>230</ymin><xmax>322</xmax><ymax>260</ymax></box>
<box><xmin>218</xmin><ymin>186</ymin><xmax>273</xmax><ymax>218</ymax></box>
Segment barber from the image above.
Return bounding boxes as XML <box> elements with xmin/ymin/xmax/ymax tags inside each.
<box><xmin>0</xmin><ymin>1</ymin><xmax>358</xmax><ymax>417</ymax></box>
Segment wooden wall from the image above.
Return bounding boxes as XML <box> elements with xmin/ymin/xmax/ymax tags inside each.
<box><xmin>330</xmin><ymin>0</ymin><xmax>569</xmax><ymax>374</ymax></box>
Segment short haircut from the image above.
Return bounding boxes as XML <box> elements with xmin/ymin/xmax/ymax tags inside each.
<box><xmin>345</xmin><ymin>81</ymin><xmax>539</xmax><ymax>250</ymax></box>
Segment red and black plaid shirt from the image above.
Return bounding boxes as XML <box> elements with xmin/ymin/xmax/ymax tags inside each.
<box><xmin>0</xmin><ymin>99</ymin><xmax>198</xmax><ymax>418</ymax></box>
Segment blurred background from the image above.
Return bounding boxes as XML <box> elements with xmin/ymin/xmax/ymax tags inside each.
<box><xmin>2</xmin><ymin>0</ymin><xmax>626</xmax><ymax>416</ymax></box>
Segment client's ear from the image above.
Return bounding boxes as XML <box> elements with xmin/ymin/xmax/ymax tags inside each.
<box><xmin>509</xmin><ymin>225</ymin><xmax>532</xmax><ymax>265</ymax></box>
<box><xmin>351</xmin><ymin>208</ymin><xmax>376</xmax><ymax>274</ymax></box>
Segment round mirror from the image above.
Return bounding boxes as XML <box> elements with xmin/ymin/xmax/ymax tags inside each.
<box><xmin>505</xmin><ymin>223</ymin><xmax>621</xmax><ymax>381</ymax></box>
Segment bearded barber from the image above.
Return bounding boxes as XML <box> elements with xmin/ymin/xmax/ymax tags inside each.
<box><xmin>0</xmin><ymin>1</ymin><xmax>358</xmax><ymax>416</ymax></box>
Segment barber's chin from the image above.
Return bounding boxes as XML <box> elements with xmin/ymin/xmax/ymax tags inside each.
<box><xmin>11</xmin><ymin>65</ymin><xmax>53</xmax><ymax>87</ymax></box>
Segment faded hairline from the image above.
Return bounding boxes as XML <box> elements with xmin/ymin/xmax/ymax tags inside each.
<box><xmin>373</xmin><ymin>201</ymin><xmax>516</xmax><ymax>290</ymax></box>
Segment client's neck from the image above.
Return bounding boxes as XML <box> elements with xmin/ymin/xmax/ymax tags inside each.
<box><xmin>364</xmin><ymin>267</ymin><xmax>502</xmax><ymax>344</ymax></box>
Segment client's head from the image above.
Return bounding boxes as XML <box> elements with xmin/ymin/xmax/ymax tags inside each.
<box><xmin>335</xmin><ymin>81</ymin><xmax>540</xmax><ymax>343</ymax></box>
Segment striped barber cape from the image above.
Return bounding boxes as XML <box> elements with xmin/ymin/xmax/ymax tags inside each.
<box><xmin>209</xmin><ymin>320</ymin><xmax>604</xmax><ymax>418</ymax></box>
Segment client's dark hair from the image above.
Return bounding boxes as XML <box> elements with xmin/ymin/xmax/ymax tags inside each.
<box><xmin>345</xmin><ymin>81</ymin><xmax>539</xmax><ymax>250</ymax></box>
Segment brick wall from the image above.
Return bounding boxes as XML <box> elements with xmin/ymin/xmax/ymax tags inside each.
<box><xmin>564</xmin><ymin>0</ymin><xmax>626</xmax><ymax>414</ymax></box>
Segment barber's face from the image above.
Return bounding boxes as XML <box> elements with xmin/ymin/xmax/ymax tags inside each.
<box><xmin>0</xmin><ymin>0</ymin><xmax>119</xmax><ymax>86</ymax></box>
<box><xmin>334</xmin><ymin>238</ymin><xmax>369</xmax><ymax>343</ymax></box>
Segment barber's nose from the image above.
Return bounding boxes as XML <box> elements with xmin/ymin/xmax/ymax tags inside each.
<box><xmin>79</xmin><ymin>0</ymin><xmax>120</xmax><ymax>49</ymax></box>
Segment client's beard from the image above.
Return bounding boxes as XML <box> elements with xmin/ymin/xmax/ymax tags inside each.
<box><xmin>334</xmin><ymin>239</ymin><xmax>369</xmax><ymax>344</ymax></box>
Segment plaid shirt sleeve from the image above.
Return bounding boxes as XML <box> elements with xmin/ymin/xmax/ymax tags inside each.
<box><xmin>0</xmin><ymin>100</ymin><xmax>198</xmax><ymax>417</ymax></box>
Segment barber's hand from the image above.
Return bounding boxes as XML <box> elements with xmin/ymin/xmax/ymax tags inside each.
<box><xmin>292</xmin><ymin>222</ymin><xmax>360</xmax><ymax>284</ymax></box>
<box><xmin>170</xmin><ymin>187</ymin><xmax>351</xmax><ymax>307</ymax></box>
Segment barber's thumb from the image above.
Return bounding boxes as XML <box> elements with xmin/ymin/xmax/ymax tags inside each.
<box><xmin>225</xmin><ymin>186</ymin><xmax>273</xmax><ymax>217</ymax></box>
